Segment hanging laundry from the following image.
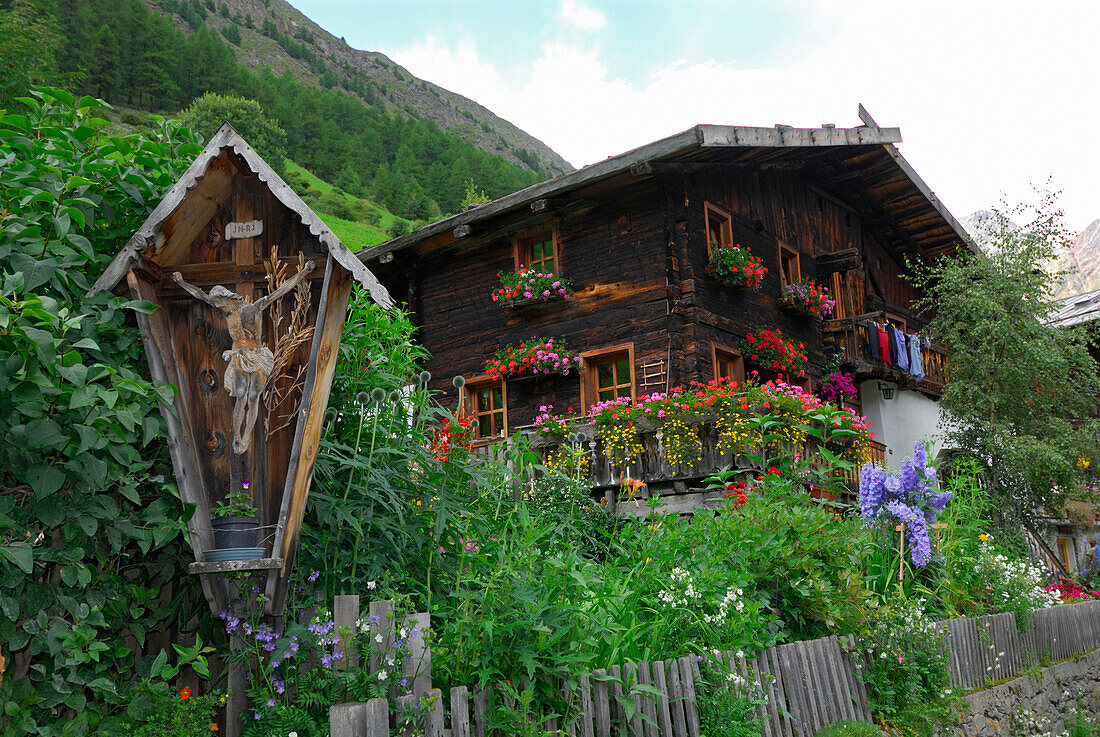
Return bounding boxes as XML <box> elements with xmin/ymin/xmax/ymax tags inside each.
<box><xmin>868</xmin><ymin>324</ymin><xmax>881</xmax><ymax>360</ymax></box>
<box><xmin>909</xmin><ymin>334</ymin><xmax>925</xmax><ymax>380</ymax></box>
<box><xmin>877</xmin><ymin>324</ymin><xmax>891</xmax><ymax>365</ymax></box>
<box><xmin>890</xmin><ymin>325</ymin><xmax>909</xmax><ymax>372</ymax></box>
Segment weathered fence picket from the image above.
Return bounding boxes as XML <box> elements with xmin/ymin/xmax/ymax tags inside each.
<box><xmin>330</xmin><ymin>599</ymin><xmax>1100</xmax><ymax>737</ymax></box>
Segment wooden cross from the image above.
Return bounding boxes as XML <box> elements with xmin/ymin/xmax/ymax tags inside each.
<box><xmin>895</xmin><ymin>522</ymin><xmax>949</xmax><ymax>582</ymax></box>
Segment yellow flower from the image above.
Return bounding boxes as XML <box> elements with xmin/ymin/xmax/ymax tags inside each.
<box><xmin>979</xmin><ymin>534</ymin><xmax>989</xmax><ymax>542</ymax></box>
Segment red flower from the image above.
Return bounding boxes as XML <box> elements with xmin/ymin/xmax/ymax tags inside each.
<box><xmin>767</xmin><ymin>466</ymin><xmax>780</xmax><ymax>475</ymax></box>
<box><xmin>180</xmin><ymin>688</ymin><xmax>192</xmax><ymax>700</ymax></box>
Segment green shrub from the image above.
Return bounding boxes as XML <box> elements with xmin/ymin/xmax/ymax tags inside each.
<box><xmin>696</xmin><ymin>653</ymin><xmax>768</xmax><ymax>737</ymax></box>
<box><xmin>854</xmin><ymin>598</ymin><xmax>960</xmax><ymax>736</ymax></box>
<box><xmin>0</xmin><ymin>87</ymin><xmax>207</xmax><ymax>736</ymax></box>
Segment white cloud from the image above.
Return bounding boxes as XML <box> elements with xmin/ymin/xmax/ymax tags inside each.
<box><xmin>384</xmin><ymin>2</ymin><xmax>1100</xmax><ymax>232</ymax></box>
<box><xmin>558</xmin><ymin>0</ymin><xmax>606</xmax><ymax>31</ymax></box>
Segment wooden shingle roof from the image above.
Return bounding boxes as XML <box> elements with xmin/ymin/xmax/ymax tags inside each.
<box><xmin>360</xmin><ymin>106</ymin><xmax>972</xmax><ymax>266</ymax></box>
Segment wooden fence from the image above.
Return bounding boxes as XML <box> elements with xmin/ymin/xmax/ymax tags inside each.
<box><xmin>330</xmin><ymin>599</ymin><xmax>1100</xmax><ymax>737</ymax></box>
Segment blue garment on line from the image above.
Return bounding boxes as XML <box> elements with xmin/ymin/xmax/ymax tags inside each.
<box><xmin>890</xmin><ymin>326</ymin><xmax>909</xmax><ymax>372</ymax></box>
<box><xmin>909</xmin><ymin>334</ymin><xmax>925</xmax><ymax>380</ymax></box>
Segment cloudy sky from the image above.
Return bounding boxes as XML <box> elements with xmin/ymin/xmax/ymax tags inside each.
<box><xmin>292</xmin><ymin>0</ymin><xmax>1100</xmax><ymax>232</ymax></box>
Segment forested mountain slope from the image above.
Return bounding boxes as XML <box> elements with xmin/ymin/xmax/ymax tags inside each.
<box><xmin>4</xmin><ymin>0</ymin><xmax>571</xmax><ymax>222</ymax></box>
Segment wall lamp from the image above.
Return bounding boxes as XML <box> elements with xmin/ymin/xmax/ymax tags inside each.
<box><xmin>878</xmin><ymin>381</ymin><xmax>896</xmax><ymax>400</ymax></box>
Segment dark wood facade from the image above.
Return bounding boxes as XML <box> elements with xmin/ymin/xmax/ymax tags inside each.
<box><xmin>364</xmin><ymin>121</ymin><xmax>970</xmax><ymax>442</ymax></box>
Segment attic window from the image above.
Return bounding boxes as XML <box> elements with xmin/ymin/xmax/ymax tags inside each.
<box><xmin>778</xmin><ymin>242</ymin><xmax>801</xmax><ymax>286</ymax></box>
<box><xmin>514</xmin><ymin>224</ymin><xmax>559</xmax><ymax>275</ymax></box>
<box><xmin>704</xmin><ymin>202</ymin><xmax>733</xmax><ymax>252</ymax></box>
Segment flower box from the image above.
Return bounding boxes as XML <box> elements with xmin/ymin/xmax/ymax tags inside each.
<box><xmin>779</xmin><ymin>278</ymin><xmax>835</xmax><ymax>319</ymax></box>
<box><xmin>492</xmin><ymin>268</ymin><xmax>573</xmax><ymax>309</ymax></box>
<box><xmin>707</xmin><ymin>243</ymin><xmax>766</xmax><ymax>289</ymax></box>
<box><xmin>742</xmin><ymin>327</ymin><xmax>808</xmax><ymax>376</ymax></box>
<box><xmin>485</xmin><ymin>337</ymin><xmax>582</xmax><ymax>381</ymax></box>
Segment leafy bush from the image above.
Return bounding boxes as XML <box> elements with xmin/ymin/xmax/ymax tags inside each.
<box><xmin>0</xmin><ymin>88</ymin><xmax>208</xmax><ymax>735</ymax></box>
<box><xmin>854</xmin><ymin>598</ymin><xmax>959</xmax><ymax>737</ymax></box>
<box><xmin>695</xmin><ymin>653</ymin><xmax>768</xmax><ymax>737</ymax></box>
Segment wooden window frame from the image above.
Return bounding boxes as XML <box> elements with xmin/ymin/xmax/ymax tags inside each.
<box><xmin>1057</xmin><ymin>537</ymin><xmax>1074</xmax><ymax>572</ymax></box>
<box><xmin>711</xmin><ymin>343</ymin><xmax>745</xmax><ymax>384</ymax></box>
<box><xmin>463</xmin><ymin>375</ymin><xmax>508</xmax><ymax>441</ymax></box>
<box><xmin>512</xmin><ymin>223</ymin><xmax>561</xmax><ymax>275</ymax></box>
<box><xmin>778</xmin><ymin>242</ymin><xmax>801</xmax><ymax>286</ymax></box>
<box><xmin>580</xmin><ymin>343</ymin><xmax>636</xmax><ymax>411</ymax></box>
<box><xmin>703</xmin><ymin>202</ymin><xmax>733</xmax><ymax>254</ymax></box>
<box><xmin>884</xmin><ymin>311</ymin><xmax>908</xmax><ymax>333</ymax></box>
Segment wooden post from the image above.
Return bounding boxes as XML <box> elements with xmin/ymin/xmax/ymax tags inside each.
<box><xmin>227</xmin><ymin>634</ymin><xmax>247</xmax><ymax>737</ymax></box>
<box><xmin>334</xmin><ymin>594</ymin><xmax>360</xmax><ymax>670</ymax></box>
<box><xmin>331</xmin><ymin>701</ymin><xmax>374</xmax><ymax>737</ymax></box>
<box><xmin>896</xmin><ymin>523</ymin><xmax>906</xmax><ymax>582</ymax></box>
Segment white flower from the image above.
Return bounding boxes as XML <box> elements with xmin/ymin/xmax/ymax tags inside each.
<box><xmin>400</xmin><ymin>627</ymin><xmax>408</xmax><ymax>639</ymax></box>
<box><xmin>289</xmin><ymin>732</ymin><xmax>298</xmax><ymax>737</ymax></box>
<box><xmin>375</xmin><ymin>633</ymin><xmax>383</xmax><ymax>644</ymax></box>
<box><xmin>378</xmin><ymin>669</ymin><xmax>388</xmax><ymax>682</ymax></box>
<box><xmin>367</xmin><ymin>581</ymin><xmax>377</xmax><ymax>590</ymax></box>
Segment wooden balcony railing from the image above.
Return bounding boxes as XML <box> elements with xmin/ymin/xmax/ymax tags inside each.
<box><xmin>472</xmin><ymin>425</ymin><xmax>888</xmax><ymax>504</ymax></box>
<box><xmin>824</xmin><ymin>312</ymin><xmax>947</xmax><ymax>396</ymax></box>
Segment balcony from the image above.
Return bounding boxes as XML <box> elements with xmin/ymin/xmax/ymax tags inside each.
<box><xmin>472</xmin><ymin>425</ymin><xmax>887</xmax><ymax>513</ymax></box>
<box><xmin>824</xmin><ymin>312</ymin><xmax>947</xmax><ymax>396</ymax></box>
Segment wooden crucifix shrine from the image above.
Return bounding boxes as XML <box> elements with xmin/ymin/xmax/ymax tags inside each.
<box><xmin>92</xmin><ymin>123</ymin><xmax>394</xmax><ymax>618</ymax></box>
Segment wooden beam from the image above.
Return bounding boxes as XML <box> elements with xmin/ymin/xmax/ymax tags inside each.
<box><xmin>159</xmin><ymin>259</ymin><xmax>326</xmax><ymax>293</ymax></box>
<box><xmin>266</xmin><ymin>255</ymin><xmax>353</xmax><ymax>615</ymax></box>
<box><xmin>188</xmin><ymin>558</ymin><xmax>284</xmax><ymax>575</ymax></box>
<box><xmin>699</xmin><ymin>123</ymin><xmax>900</xmax><ymax>148</ymax></box>
<box><xmin>453</xmin><ymin>224</ymin><xmax>474</xmax><ymax>238</ymax></box>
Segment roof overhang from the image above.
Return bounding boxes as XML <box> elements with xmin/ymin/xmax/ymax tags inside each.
<box><xmin>359</xmin><ymin>110</ymin><xmax>973</xmax><ymax>266</ymax></box>
<box><xmin>92</xmin><ymin>122</ymin><xmax>394</xmax><ymax>308</ymax></box>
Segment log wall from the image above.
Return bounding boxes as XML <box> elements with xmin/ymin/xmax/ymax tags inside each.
<box><xmin>394</xmin><ymin>164</ymin><xmax>936</xmax><ymax>434</ymax></box>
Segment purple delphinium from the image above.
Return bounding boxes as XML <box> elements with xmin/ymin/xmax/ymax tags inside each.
<box><xmin>858</xmin><ymin>441</ymin><xmax>951</xmax><ymax>566</ymax></box>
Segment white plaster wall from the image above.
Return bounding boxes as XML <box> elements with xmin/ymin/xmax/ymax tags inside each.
<box><xmin>858</xmin><ymin>379</ymin><xmax>950</xmax><ymax>470</ymax></box>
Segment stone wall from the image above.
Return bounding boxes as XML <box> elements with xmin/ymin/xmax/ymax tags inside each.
<box><xmin>960</xmin><ymin>648</ymin><xmax>1100</xmax><ymax>736</ymax></box>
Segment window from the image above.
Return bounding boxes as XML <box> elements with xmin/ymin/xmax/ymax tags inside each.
<box><xmin>1057</xmin><ymin>537</ymin><xmax>1074</xmax><ymax>572</ymax></box>
<box><xmin>778</xmin><ymin>242</ymin><xmax>801</xmax><ymax>286</ymax></box>
<box><xmin>465</xmin><ymin>378</ymin><xmax>507</xmax><ymax>439</ymax></box>
<box><xmin>514</xmin><ymin>225</ymin><xmax>559</xmax><ymax>274</ymax></box>
<box><xmin>704</xmin><ymin>202</ymin><xmax>733</xmax><ymax>251</ymax></box>
<box><xmin>581</xmin><ymin>345</ymin><xmax>635</xmax><ymax>408</ymax></box>
<box><xmin>712</xmin><ymin>344</ymin><xmax>745</xmax><ymax>384</ymax></box>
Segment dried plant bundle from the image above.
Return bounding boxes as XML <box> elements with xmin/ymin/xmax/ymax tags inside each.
<box><xmin>263</xmin><ymin>246</ymin><xmax>315</xmax><ymax>433</ymax></box>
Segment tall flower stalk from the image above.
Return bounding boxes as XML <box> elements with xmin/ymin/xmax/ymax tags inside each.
<box><xmin>858</xmin><ymin>441</ymin><xmax>951</xmax><ymax>566</ymax></box>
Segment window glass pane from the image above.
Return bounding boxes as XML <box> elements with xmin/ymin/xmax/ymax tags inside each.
<box><xmin>531</xmin><ymin>240</ymin><xmax>544</xmax><ymax>262</ymax></box>
<box><xmin>599</xmin><ymin>388</ymin><xmax>614</xmax><ymax>402</ymax></box>
<box><xmin>614</xmin><ymin>358</ymin><xmax>630</xmax><ymax>383</ymax></box>
<box><xmin>478</xmin><ymin>389</ymin><xmax>492</xmax><ymax>410</ymax></box>
<box><xmin>491</xmin><ymin>388</ymin><xmax>503</xmax><ymax>409</ymax></box>
<box><xmin>597</xmin><ymin>363</ymin><xmax>614</xmax><ymax>389</ymax></box>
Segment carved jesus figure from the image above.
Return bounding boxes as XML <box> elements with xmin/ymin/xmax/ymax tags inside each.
<box><xmin>173</xmin><ymin>261</ymin><xmax>316</xmax><ymax>455</ymax></box>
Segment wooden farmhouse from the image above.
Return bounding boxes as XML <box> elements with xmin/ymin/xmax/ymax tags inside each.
<box><xmin>92</xmin><ymin>124</ymin><xmax>393</xmax><ymax>617</ymax></box>
<box><xmin>359</xmin><ymin>108</ymin><xmax>974</xmax><ymax>491</ymax></box>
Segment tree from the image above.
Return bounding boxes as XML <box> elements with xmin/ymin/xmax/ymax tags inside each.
<box><xmin>459</xmin><ymin>178</ymin><xmax>491</xmax><ymax>210</ymax></box>
<box><xmin>180</xmin><ymin>92</ymin><xmax>287</xmax><ymax>171</ymax></box>
<box><xmin>334</xmin><ymin>161</ymin><xmax>363</xmax><ymax>197</ymax></box>
<box><xmin>0</xmin><ymin>0</ymin><xmax>62</xmax><ymax>105</ymax></box>
<box><xmin>911</xmin><ymin>192</ymin><xmax>1100</xmax><ymax>528</ymax></box>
